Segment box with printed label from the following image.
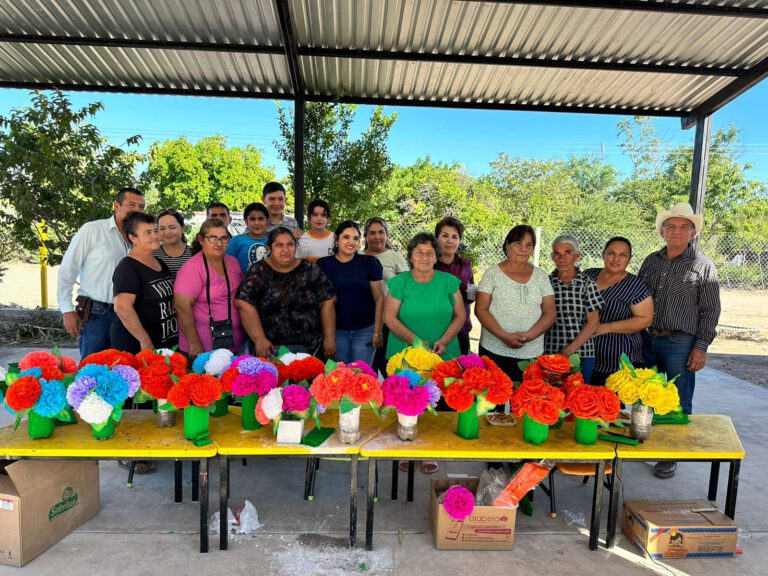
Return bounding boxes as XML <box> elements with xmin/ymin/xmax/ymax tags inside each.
<box><xmin>0</xmin><ymin>459</ymin><xmax>100</xmax><ymax>567</ymax></box>
<box><xmin>623</xmin><ymin>499</ymin><xmax>738</xmax><ymax>559</ymax></box>
<box><xmin>430</xmin><ymin>477</ymin><xmax>516</xmax><ymax>550</ymax></box>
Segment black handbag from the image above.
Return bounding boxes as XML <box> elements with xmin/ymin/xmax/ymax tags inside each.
<box><xmin>204</xmin><ymin>255</ymin><xmax>235</xmax><ymax>350</ymax></box>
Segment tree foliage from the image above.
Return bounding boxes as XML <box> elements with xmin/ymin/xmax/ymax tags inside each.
<box><xmin>275</xmin><ymin>102</ymin><xmax>397</xmax><ymax>223</ymax></box>
<box><xmin>0</xmin><ymin>90</ymin><xmax>142</xmax><ymax>264</ymax></box>
<box><xmin>143</xmin><ymin>135</ymin><xmax>274</xmax><ymax>212</ymax></box>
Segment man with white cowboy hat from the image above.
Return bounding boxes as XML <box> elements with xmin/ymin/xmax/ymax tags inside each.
<box><xmin>639</xmin><ymin>202</ymin><xmax>721</xmax><ymax>479</ymax></box>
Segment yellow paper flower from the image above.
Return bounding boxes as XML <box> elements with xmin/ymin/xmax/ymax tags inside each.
<box><xmin>639</xmin><ymin>382</ymin><xmax>667</xmax><ymax>410</ymax></box>
<box><xmin>652</xmin><ymin>385</ymin><xmax>681</xmax><ymax>415</ymax></box>
<box><xmin>606</xmin><ymin>370</ymin><xmax>632</xmax><ymax>392</ymax></box>
<box><xmin>617</xmin><ymin>380</ymin><xmax>641</xmax><ymax>405</ymax></box>
<box><xmin>403</xmin><ymin>348</ymin><xmax>441</xmax><ymax>375</ymax></box>
<box><xmin>386</xmin><ymin>350</ymin><xmax>407</xmax><ymax>376</ymax></box>
<box><xmin>633</xmin><ymin>368</ymin><xmax>658</xmax><ymax>382</ymax></box>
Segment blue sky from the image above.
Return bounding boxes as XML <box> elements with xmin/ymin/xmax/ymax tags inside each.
<box><xmin>1</xmin><ymin>80</ymin><xmax>766</xmax><ymax>183</ymax></box>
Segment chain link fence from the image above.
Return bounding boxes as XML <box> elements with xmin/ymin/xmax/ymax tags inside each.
<box><xmin>1</xmin><ymin>223</ymin><xmax>767</xmax><ymax>309</ymax></box>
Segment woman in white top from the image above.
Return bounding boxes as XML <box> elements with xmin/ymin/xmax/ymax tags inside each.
<box><xmin>362</xmin><ymin>217</ymin><xmax>409</xmax><ymax>376</ymax></box>
<box><xmin>475</xmin><ymin>225</ymin><xmax>556</xmax><ymax>381</ymax></box>
<box><xmin>298</xmin><ymin>199</ymin><xmax>335</xmax><ymax>262</ymax></box>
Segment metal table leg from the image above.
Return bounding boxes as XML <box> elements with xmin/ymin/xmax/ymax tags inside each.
<box><xmin>192</xmin><ymin>460</ymin><xmax>200</xmax><ymax>502</ymax></box>
<box><xmin>349</xmin><ymin>455</ymin><xmax>359</xmax><ymax>548</ymax></box>
<box><xmin>589</xmin><ymin>460</ymin><xmax>606</xmax><ymax>551</ymax></box>
<box><xmin>708</xmin><ymin>461</ymin><xmax>721</xmax><ymax>501</ymax></box>
<box><xmin>220</xmin><ymin>454</ymin><xmax>229</xmax><ymax>550</ymax></box>
<box><xmin>366</xmin><ymin>457</ymin><xmax>376</xmax><ymax>551</ymax></box>
<box><xmin>606</xmin><ymin>457</ymin><xmax>622</xmax><ymax>549</ymax></box>
<box><xmin>391</xmin><ymin>461</ymin><xmax>398</xmax><ymax>500</ymax></box>
<box><xmin>199</xmin><ymin>458</ymin><xmax>209</xmax><ymax>553</ymax></box>
<box><xmin>174</xmin><ymin>460</ymin><xmax>183</xmax><ymax>503</ymax></box>
<box><xmin>725</xmin><ymin>460</ymin><xmax>741</xmax><ymax>518</ymax></box>
<box><xmin>406</xmin><ymin>460</ymin><xmax>415</xmax><ymax>502</ymax></box>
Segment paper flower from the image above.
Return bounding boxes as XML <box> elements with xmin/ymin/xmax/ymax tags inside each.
<box><xmin>227</xmin><ymin>357</ymin><xmax>279</xmax><ymax>397</ymax></box>
<box><xmin>606</xmin><ymin>354</ymin><xmax>680</xmax><ymax>415</ymax></box>
<box><xmin>67</xmin><ymin>377</ymin><xmax>97</xmax><ymax>409</ymax></box>
<box><xmin>435</xmin><ymin>355</ymin><xmax>513</xmax><ymax>415</ymax></box>
<box><xmin>18</xmin><ymin>351</ymin><xmax>65</xmax><ymax>381</ymax></box>
<box><xmin>113</xmin><ymin>365</ymin><xmax>141</xmax><ymax>397</ymax></box>
<box><xmin>166</xmin><ymin>374</ymin><xmax>222</xmax><ymax>409</ymax></box>
<box><xmin>442</xmin><ymin>485</ymin><xmax>475</xmax><ymax>521</ymax></box>
<box><xmin>5</xmin><ymin>376</ymin><xmax>41</xmax><ymax>412</ymax></box>
<box><xmin>80</xmin><ymin>349</ymin><xmax>138</xmax><ymax>369</ymax></box>
<box><xmin>77</xmin><ymin>394</ymin><xmax>114</xmax><ymax>424</ymax></box>
<box><xmin>192</xmin><ymin>349</ymin><xmax>234</xmax><ymax>376</ymax></box>
<box><xmin>282</xmin><ymin>384</ymin><xmax>311</xmax><ymax>412</ymax></box>
<box><xmin>69</xmin><ymin>363</ymin><xmax>137</xmax><ymax>428</ymax></box>
<box><xmin>511</xmin><ymin>378</ymin><xmax>566</xmax><ymax>425</ymax></box>
<box><xmin>35</xmin><ymin>379</ymin><xmax>68</xmax><ymax>417</ymax></box>
<box><xmin>385</xmin><ymin>340</ymin><xmax>442</xmax><ymax>377</ymax></box>
<box><xmin>260</xmin><ymin>387</ymin><xmax>284</xmax><ymax>421</ymax></box>
<box><xmin>382</xmin><ymin>372</ymin><xmax>440</xmax><ymax>417</ymax></box>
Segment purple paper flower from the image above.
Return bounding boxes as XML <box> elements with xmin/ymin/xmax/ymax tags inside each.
<box><xmin>237</xmin><ymin>356</ymin><xmax>273</xmax><ymax>376</ymax></box>
<box><xmin>426</xmin><ymin>380</ymin><xmax>441</xmax><ymax>408</ymax></box>
<box><xmin>442</xmin><ymin>485</ymin><xmax>475</xmax><ymax>521</ymax></box>
<box><xmin>282</xmin><ymin>384</ymin><xmax>311</xmax><ymax>412</ymax></box>
<box><xmin>457</xmin><ymin>354</ymin><xmax>485</xmax><ymax>370</ymax></box>
<box><xmin>67</xmin><ymin>376</ymin><xmax>97</xmax><ymax>409</ymax></box>
<box><xmin>113</xmin><ymin>365</ymin><xmax>140</xmax><ymax>397</ymax></box>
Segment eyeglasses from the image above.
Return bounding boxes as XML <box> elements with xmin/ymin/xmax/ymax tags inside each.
<box><xmin>204</xmin><ymin>235</ymin><xmax>231</xmax><ymax>245</ymax></box>
<box><xmin>158</xmin><ymin>208</ymin><xmax>180</xmax><ymax>217</ymax></box>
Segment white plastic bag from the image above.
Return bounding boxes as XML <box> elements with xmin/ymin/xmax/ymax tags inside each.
<box><xmin>208</xmin><ymin>506</ymin><xmax>237</xmax><ymax>535</ymax></box>
<box><xmin>235</xmin><ymin>499</ymin><xmax>263</xmax><ymax>534</ymax></box>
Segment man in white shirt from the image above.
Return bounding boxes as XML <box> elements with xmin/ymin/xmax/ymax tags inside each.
<box><xmin>58</xmin><ymin>187</ymin><xmax>146</xmax><ymax>358</ymax></box>
<box><xmin>206</xmin><ymin>202</ymin><xmax>232</xmax><ymax>228</ymax></box>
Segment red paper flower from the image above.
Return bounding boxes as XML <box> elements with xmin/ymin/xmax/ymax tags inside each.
<box><xmin>19</xmin><ymin>351</ymin><xmax>63</xmax><ymax>381</ymax></box>
<box><xmin>512</xmin><ymin>379</ymin><xmax>565</xmax><ymax>421</ymax></box>
<box><xmin>289</xmin><ymin>357</ymin><xmax>326</xmax><ymax>383</ymax></box>
<box><xmin>168</xmin><ymin>374</ymin><xmax>221</xmax><ymax>408</ymax></box>
<box><xmin>431</xmin><ymin>359</ymin><xmax>463</xmax><ymax>390</ymax></box>
<box><xmin>537</xmin><ymin>354</ymin><xmax>571</xmax><ymax>375</ymax></box>
<box><xmin>596</xmin><ymin>387</ymin><xmax>621</xmax><ymax>422</ymax></box>
<box><xmin>485</xmin><ymin>369</ymin><xmax>514</xmax><ymax>405</ymax></box>
<box><xmin>522</xmin><ymin>361</ymin><xmax>543</xmax><ymax>381</ymax></box>
<box><xmin>443</xmin><ymin>381</ymin><xmax>475</xmax><ymax>412</ymax></box>
<box><xmin>167</xmin><ymin>380</ymin><xmax>191</xmax><ymax>409</ymax></box>
<box><xmin>81</xmin><ymin>349</ymin><xmax>138</xmax><ymax>369</ymax></box>
<box><xmin>566</xmin><ymin>385</ymin><xmax>600</xmax><ymax>419</ymax></box>
<box><xmin>6</xmin><ymin>376</ymin><xmax>42</xmax><ymax>411</ymax></box>
<box><xmin>219</xmin><ymin>366</ymin><xmax>239</xmax><ymax>393</ymax></box>
<box><xmin>139</xmin><ymin>362</ymin><xmax>175</xmax><ymax>400</ymax></box>
<box><xmin>61</xmin><ymin>356</ymin><xmax>78</xmax><ymax>374</ymax></box>
<box><xmin>526</xmin><ymin>398</ymin><xmax>562</xmax><ymax>425</ymax></box>
<box><xmin>562</xmin><ymin>372</ymin><xmax>585</xmax><ymax>396</ymax></box>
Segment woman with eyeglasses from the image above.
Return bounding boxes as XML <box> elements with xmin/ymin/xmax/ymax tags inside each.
<box><xmin>235</xmin><ymin>226</ymin><xmax>336</xmax><ymax>358</ymax></box>
<box><xmin>174</xmin><ymin>219</ymin><xmax>245</xmax><ymax>358</ymax></box>
<box><xmin>154</xmin><ymin>208</ymin><xmax>191</xmax><ymax>277</ymax></box>
<box><xmin>317</xmin><ymin>220</ymin><xmax>384</xmax><ymax>364</ymax></box>
<box><xmin>475</xmin><ymin>225</ymin><xmax>556</xmax><ymax>381</ymax></box>
<box><xmin>111</xmin><ymin>212</ymin><xmax>178</xmax><ymax>354</ymax></box>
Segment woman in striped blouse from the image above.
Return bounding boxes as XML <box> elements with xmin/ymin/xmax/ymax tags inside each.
<box><xmin>584</xmin><ymin>236</ymin><xmax>653</xmax><ymax>386</ymax></box>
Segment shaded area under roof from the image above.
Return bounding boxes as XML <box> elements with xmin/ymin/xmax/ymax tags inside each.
<box><xmin>0</xmin><ymin>0</ymin><xmax>767</xmax><ymax>120</ymax></box>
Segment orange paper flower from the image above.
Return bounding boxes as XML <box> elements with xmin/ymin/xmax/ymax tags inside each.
<box><xmin>565</xmin><ymin>385</ymin><xmax>600</xmax><ymax>419</ymax></box>
<box><xmin>537</xmin><ymin>354</ymin><xmax>571</xmax><ymax>375</ymax></box>
<box><xmin>522</xmin><ymin>361</ymin><xmax>543</xmax><ymax>381</ymax></box>
<box><xmin>6</xmin><ymin>376</ymin><xmax>41</xmax><ymax>411</ymax></box>
<box><xmin>168</xmin><ymin>374</ymin><xmax>221</xmax><ymax>408</ymax></box>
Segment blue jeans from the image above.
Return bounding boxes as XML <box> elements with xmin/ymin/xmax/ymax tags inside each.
<box><xmin>335</xmin><ymin>325</ymin><xmax>375</xmax><ymax>365</ymax></box>
<box><xmin>79</xmin><ymin>305</ymin><xmax>116</xmax><ymax>359</ymax></box>
<box><xmin>580</xmin><ymin>357</ymin><xmax>596</xmax><ymax>384</ymax></box>
<box><xmin>643</xmin><ymin>332</ymin><xmax>696</xmax><ymax>415</ymax></box>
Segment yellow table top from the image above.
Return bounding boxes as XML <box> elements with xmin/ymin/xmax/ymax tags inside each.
<box><xmin>212</xmin><ymin>407</ymin><xmax>395</xmax><ymax>456</ymax></box>
<box><xmin>615</xmin><ymin>414</ymin><xmax>745</xmax><ymax>460</ymax></box>
<box><xmin>0</xmin><ymin>411</ymin><xmax>217</xmax><ymax>458</ymax></box>
<box><xmin>360</xmin><ymin>413</ymin><xmax>616</xmax><ymax>460</ymax></box>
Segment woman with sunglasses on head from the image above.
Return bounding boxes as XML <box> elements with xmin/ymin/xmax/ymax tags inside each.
<box><xmin>153</xmin><ymin>208</ymin><xmax>192</xmax><ymax>278</ymax></box>
<box><xmin>174</xmin><ymin>219</ymin><xmax>245</xmax><ymax>358</ymax></box>
<box><xmin>317</xmin><ymin>220</ymin><xmax>384</xmax><ymax>364</ymax></box>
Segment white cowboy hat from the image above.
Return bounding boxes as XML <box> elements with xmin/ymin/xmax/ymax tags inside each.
<box><xmin>655</xmin><ymin>202</ymin><xmax>703</xmax><ymax>236</ymax></box>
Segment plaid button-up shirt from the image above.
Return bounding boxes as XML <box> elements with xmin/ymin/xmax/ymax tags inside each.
<box><xmin>544</xmin><ymin>270</ymin><xmax>604</xmax><ymax>358</ymax></box>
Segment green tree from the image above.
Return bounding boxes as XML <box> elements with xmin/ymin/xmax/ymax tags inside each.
<box><xmin>0</xmin><ymin>90</ymin><xmax>142</xmax><ymax>264</ymax></box>
<box><xmin>275</xmin><ymin>102</ymin><xmax>397</xmax><ymax>222</ymax></box>
<box><xmin>143</xmin><ymin>135</ymin><xmax>274</xmax><ymax>212</ymax></box>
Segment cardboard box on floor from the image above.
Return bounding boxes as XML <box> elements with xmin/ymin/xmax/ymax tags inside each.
<box><xmin>623</xmin><ymin>499</ymin><xmax>738</xmax><ymax>559</ymax></box>
<box><xmin>0</xmin><ymin>459</ymin><xmax>100</xmax><ymax>567</ymax></box>
<box><xmin>430</xmin><ymin>477</ymin><xmax>516</xmax><ymax>550</ymax></box>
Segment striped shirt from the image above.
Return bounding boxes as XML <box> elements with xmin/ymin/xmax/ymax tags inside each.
<box><xmin>638</xmin><ymin>244</ymin><xmax>721</xmax><ymax>352</ymax></box>
<box><xmin>584</xmin><ymin>269</ymin><xmax>651</xmax><ymax>373</ymax></box>
<box><xmin>544</xmin><ymin>270</ymin><xmax>604</xmax><ymax>358</ymax></box>
<box><xmin>153</xmin><ymin>245</ymin><xmax>192</xmax><ymax>278</ymax></box>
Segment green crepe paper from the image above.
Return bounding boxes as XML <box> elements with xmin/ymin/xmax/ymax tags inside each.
<box><xmin>27</xmin><ymin>412</ymin><xmax>55</xmax><ymax>439</ymax></box>
<box><xmin>211</xmin><ymin>396</ymin><xmax>229</xmax><ymax>417</ymax></box>
<box><xmin>522</xmin><ymin>414</ymin><xmax>549</xmax><ymax>445</ymax></box>
<box><xmin>183</xmin><ymin>406</ymin><xmax>212</xmax><ymax>447</ymax></box>
<box><xmin>301</xmin><ymin>426</ymin><xmax>335</xmax><ymax>447</ymax></box>
<box><xmin>91</xmin><ymin>418</ymin><xmax>115</xmax><ymax>440</ymax></box>
<box><xmin>574</xmin><ymin>417</ymin><xmax>598</xmax><ymax>445</ymax></box>
<box><xmin>652</xmin><ymin>411</ymin><xmax>690</xmax><ymax>425</ymax></box>
<box><xmin>53</xmin><ymin>406</ymin><xmax>78</xmax><ymax>427</ymax></box>
<box><xmin>240</xmin><ymin>393</ymin><xmax>262</xmax><ymax>431</ymax></box>
<box><xmin>456</xmin><ymin>405</ymin><xmax>480</xmax><ymax>440</ymax></box>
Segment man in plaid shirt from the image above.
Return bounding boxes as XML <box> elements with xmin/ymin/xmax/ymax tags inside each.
<box><xmin>544</xmin><ymin>234</ymin><xmax>604</xmax><ymax>383</ymax></box>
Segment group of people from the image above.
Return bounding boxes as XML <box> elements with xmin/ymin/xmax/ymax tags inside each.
<box><xmin>59</xmin><ymin>180</ymin><xmax>721</xmax><ymax>480</ymax></box>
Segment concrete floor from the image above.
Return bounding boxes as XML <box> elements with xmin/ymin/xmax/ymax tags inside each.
<box><xmin>0</xmin><ymin>347</ymin><xmax>765</xmax><ymax>575</ymax></box>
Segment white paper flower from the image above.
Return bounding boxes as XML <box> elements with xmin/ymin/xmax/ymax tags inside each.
<box><xmin>206</xmin><ymin>349</ymin><xmax>234</xmax><ymax>376</ymax></box>
<box><xmin>279</xmin><ymin>352</ymin><xmax>310</xmax><ymax>366</ymax></box>
<box><xmin>156</xmin><ymin>348</ymin><xmax>175</xmax><ymax>357</ymax></box>
<box><xmin>261</xmin><ymin>387</ymin><xmax>284</xmax><ymax>420</ymax></box>
<box><xmin>76</xmin><ymin>394</ymin><xmax>114</xmax><ymax>424</ymax></box>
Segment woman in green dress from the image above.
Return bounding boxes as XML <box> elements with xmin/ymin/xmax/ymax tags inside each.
<box><xmin>384</xmin><ymin>232</ymin><xmax>466</xmax><ymax>360</ymax></box>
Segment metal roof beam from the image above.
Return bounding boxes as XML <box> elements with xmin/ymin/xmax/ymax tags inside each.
<box><xmin>275</xmin><ymin>0</ymin><xmax>303</xmax><ymax>96</ymax></box>
<box><xmin>463</xmin><ymin>1</ymin><xmax>768</xmax><ymax>19</ymax></box>
<box><xmin>307</xmin><ymin>93</ymin><xmax>685</xmax><ymax>118</ymax></box>
<box><xmin>298</xmin><ymin>46</ymin><xmax>744</xmax><ymax>77</ymax></box>
<box><xmin>683</xmin><ymin>54</ymin><xmax>768</xmax><ymax>127</ymax></box>
<box><xmin>0</xmin><ymin>80</ymin><xmax>292</xmax><ymax>100</ymax></box>
<box><xmin>0</xmin><ymin>33</ymin><xmax>284</xmax><ymax>55</ymax></box>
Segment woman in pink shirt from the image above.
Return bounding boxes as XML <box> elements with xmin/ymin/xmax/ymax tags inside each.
<box><xmin>174</xmin><ymin>219</ymin><xmax>245</xmax><ymax>357</ymax></box>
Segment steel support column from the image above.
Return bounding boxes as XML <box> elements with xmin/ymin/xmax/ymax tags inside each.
<box><xmin>294</xmin><ymin>97</ymin><xmax>305</xmax><ymax>227</ymax></box>
<box><xmin>688</xmin><ymin>115</ymin><xmax>712</xmax><ymax>215</ymax></box>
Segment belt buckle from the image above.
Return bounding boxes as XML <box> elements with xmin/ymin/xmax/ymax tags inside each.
<box><xmin>648</xmin><ymin>328</ymin><xmax>659</xmax><ymax>337</ymax></box>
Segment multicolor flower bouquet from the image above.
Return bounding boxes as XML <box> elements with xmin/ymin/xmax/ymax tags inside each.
<box><xmin>563</xmin><ymin>380</ymin><xmax>621</xmax><ymax>445</ymax></box>
<box><xmin>219</xmin><ymin>355</ymin><xmax>279</xmax><ymax>430</ymax></box>
<box><xmin>133</xmin><ymin>348</ymin><xmax>188</xmax><ymax>427</ymax></box>
<box><xmin>1</xmin><ymin>350</ymin><xmax>80</xmax><ymax>439</ymax></box>
<box><xmin>511</xmin><ymin>378</ymin><xmax>566</xmax><ymax>445</ymax></box>
<box><xmin>161</xmin><ymin>373</ymin><xmax>222</xmax><ymax>446</ymax></box>
<box><xmin>192</xmin><ymin>349</ymin><xmax>235</xmax><ymax>416</ymax></box>
<box><xmin>381</xmin><ymin>369</ymin><xmax>441</xmax><ymax>440</ymax></box>
<box><xmin>606</xmin><ymin>354</ymin><xmax>681</xmax><ymax>439</ymax></box>
<box><xmin>310</xmin><ymin>360</ymin><xmax>382</xmax><ymax>444</ymax></box>
<box><xmin>432</xmin><ymin>354</ymin><xmax>514</xmax><ymax>440</ymax></box>
<box><xmin>386</xmin><ymin>339</ymin><xmax>442</xmax><ymax>378</ymax></box>
<box><xmin>68</xmin><ymin>362</ymin><xmax>141</xmax><ymax>439</ymax></box>
<box><xmin>255</xmin><ymin>383</ymin><xmax>312</xmax><ymax>443</ymax></box>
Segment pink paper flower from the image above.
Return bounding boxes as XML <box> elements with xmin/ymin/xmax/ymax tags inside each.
<box><xmin>442</xmin><ymin>485</ymin><xmax>475</xmax><ymax>521</ymax></box>
<box><xmin>282</xmin><ymin>384</ymin><xmax>311</xmax><ymax>412</ymax></box>
<box><xmin>398</xmin><ymin>385</ymin><xmax>431</xmax><ymax>416</ymax></box>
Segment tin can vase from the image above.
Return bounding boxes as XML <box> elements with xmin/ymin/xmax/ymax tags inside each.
<box><xmin>338</xmin><ymin>406</ymin><xmax>361</xmax><ymax>444</ymax></box>
<box><xmin>156</xmin><ymin>398</ymin><xmax>175</xmax><ymax>428</ymax></box>
<box><xmin>396</xmin><ymin>413</ymin><xmax>418</xmax><ymax>441</ymax></box>
<box><xmin>630</xmin><ymin>404</ymin><xmax>654</xmax><ymax>440</ymax></box>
